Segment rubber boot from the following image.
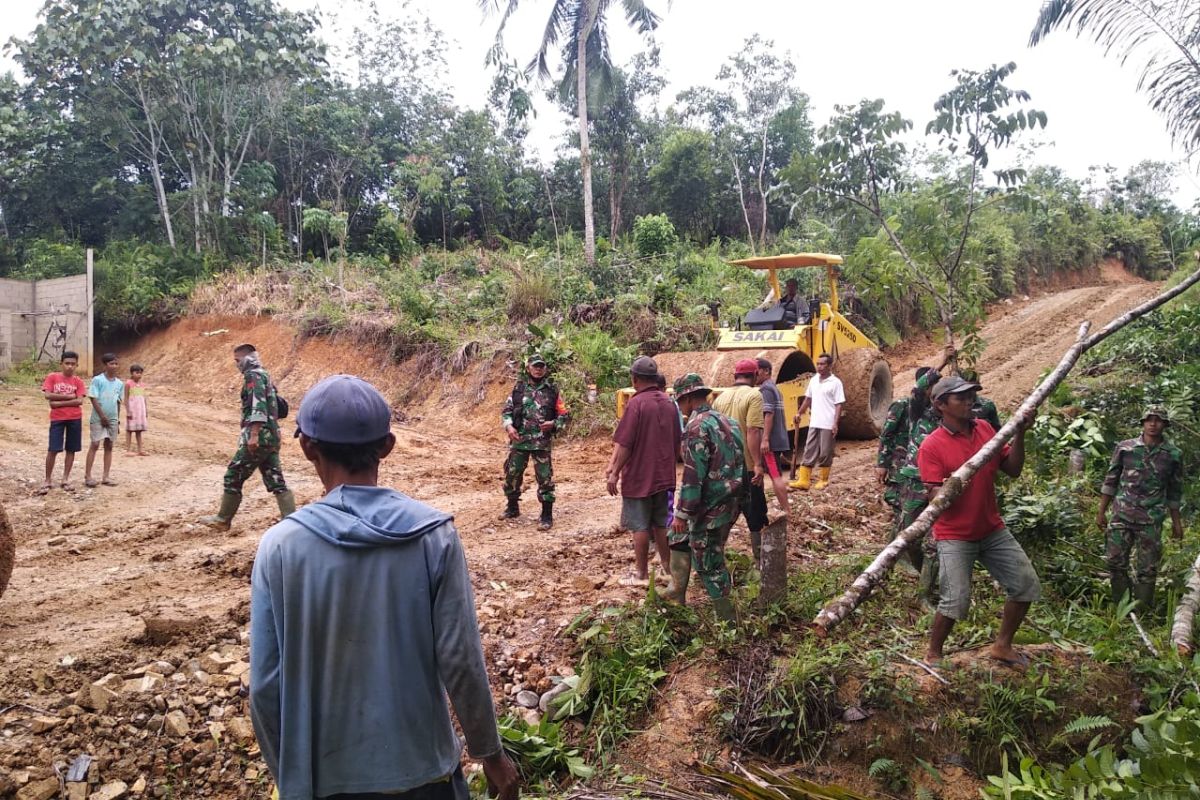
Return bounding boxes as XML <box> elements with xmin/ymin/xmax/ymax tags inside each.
<box><xmin>812</xmin><ymin>466</ymin><xmax>831</xmax><ymax>490</ymax></box>
<box><xmin>1110</xmin><ymin>572</ymin><xmax>1132</xmax><ymax>607</ymax></box>
<box><xmin>500</xmin><ymin>497</ymin><xmax>520</xmax><ymax>519</ymax></box>
<box><xmin>1134</xmin><ymin>581</ymin><xmax>1155</xmax><ymax>615</ymax></box>
<box><xmin>662</xmin><ymin>550</ymin><xmax>692</xmax><ymax>603</ymax></box>
<box><xmin>713</xmin><ymin>596</ymin><xmax>738</xmax><ymax>627</ymax></box>
<box><xmin>275</xmin><ymin>490</ymin><xmax>296</xmax><ymax>519</ymax></box>
<box><xmin>538</xmin><ymin>501</ymin><xmax>553</xmax><ymax>531</ymax></box>
<box><xmin>750</xmin><ymin>529</ymin><xmax>763</xmax><ymax>568</ymax></box>
<box><xmin>789</xmin><ymin>465</ymin><xmax>812</xmax><ymax>490</ymax></box>
<box><xmin>199</xmin><ymin>492</ymin><xmax>241</xmax><ymax>532</ymax></box>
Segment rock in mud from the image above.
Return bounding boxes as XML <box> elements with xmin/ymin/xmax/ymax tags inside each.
<box><xmin>163</xmin><ymin>710</ymin><xmax>190</xmax><ymax>737</ymax></box>
<box><xmin>538</xmin><ymin>681</ymin><xmax>572</xmax><ymax>713</ymax></box>
<box><xmin>515</xmin><ymin>690</ymin><xmax>540</xmax><ymax>709</ymax></box>
<box><xmin>141</xmin><ymin>615</ymin><xmax>208</xmax><ymax>645</ymax></box>
<box><xmin>90</xmin><ymin>780</ymin><xmax>129</xmax><ymax>800</ymax></box>
<box><xmin>16</xmin><ymin>777</ymin><xmax>59</xmax><ymax>800</ymax></box>
<box><xmin>29</xmin><ymin>715</ymin><xmax>60</xmax><ymax>734</ymax></box>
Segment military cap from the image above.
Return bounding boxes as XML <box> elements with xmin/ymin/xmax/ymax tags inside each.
<box><xmin>1142</xmin><ymin>405</ymin><xmax>1171</xmax><ymax>424</ymax></box>
<box><xmin>673</xmin><ymin>373</ymin><xmax>711</xmax><ymax>399</ymax></box>
<box><xmin>526</xmin><ymin>353</ymin><xmax>547</xmax><ymax>366</ymax></box>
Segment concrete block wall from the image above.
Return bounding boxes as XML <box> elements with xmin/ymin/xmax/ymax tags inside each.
<box><xmin>31</xmin><ymin>274</ymin><xmax>90</xmax><ymax>364</ymax></box>
<box><xmin>0</xmin><ymin>278</ymin><xmax>35</xmax><ymax>369</ymax></box>
<box><xmin>0</xmin><ymin>272</ymin><xmax>92</xmax><ymax>372</ymax></box>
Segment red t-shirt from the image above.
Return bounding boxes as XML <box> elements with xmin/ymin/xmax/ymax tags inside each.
<box><xmin>612</xmin><ymin>387</ymin><xmax>681</xmax><ymax>498</ymax></box>
<box><xmin>917</xmin><ymin>420</ymin><xmax>1010</xmax><ymax>541</ymax></box>
<box><xmin>42</xmin><ymin>372</ymin><xmax>87</xmax><ymax>422</ymax></box>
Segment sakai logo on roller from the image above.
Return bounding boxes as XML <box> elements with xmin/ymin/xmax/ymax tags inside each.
<box><xmin>721</xmin><ymin>330</ymin><xmax>794</xmax><ymax>345</ymax></box>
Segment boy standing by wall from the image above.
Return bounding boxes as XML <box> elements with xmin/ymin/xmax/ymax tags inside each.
<box><xmin>40</xmin><ymin>351</ymin><xmax>86</xmax><ymax>493</ymax></box>
<box><xmin>85</xmin><ymin>352</ymin><xmax>124</xmax><ymax>488</ymax></box>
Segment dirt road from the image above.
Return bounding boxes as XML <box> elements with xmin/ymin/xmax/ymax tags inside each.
<box><xmin>0</xmin><ymin>266</ymin><xmax>1160</xmax><ymax>794</ymax></box>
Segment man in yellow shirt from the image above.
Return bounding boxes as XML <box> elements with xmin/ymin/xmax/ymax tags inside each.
<box><xmin>712</xmin><ymin>359</ymin><xmax>766</xmax><ymax>566</ymax></box>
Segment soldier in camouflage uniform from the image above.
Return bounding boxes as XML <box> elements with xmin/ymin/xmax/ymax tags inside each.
<box><xmin>664</xmin><ymin>374</ymin><xmax>744</xmax><ymax>626</ymax></box>
<box><xmin>1099</xmin><ymin>406</ymin><xmax>1185</xmax><ymax>612</ymax></box>
<box><xmin>960</xmin><ymin>369</ymin><xmax>1002</xmax><ymax>429</ymax></box>
<box><xmin>200</xmin><ymin>344</ymin><xmax>295</xmax><ymax>531</ymax></box>
<box><xmin>876</xmin><ymin>367</ymin><xmax>934</xmax><ymax>536</ymax></box>
<box><xmin>501</xmin><ymin>353</ymin><xmax>569</xmax><ymax>530</ymax></box>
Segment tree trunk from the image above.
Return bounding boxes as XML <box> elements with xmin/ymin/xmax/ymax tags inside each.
<box><xmin>149</xmin><ymin>155</ymin><xmax>176</xmax><ymax>251</ymax></box>
<box><xmin>731</xmin><ymin>156</ymin><xmax>756</xmax><ymax>256</ymax></box>
<box><xmin>1173</xmin><ymin>550</ymin><xmax>1200</xmax><ymax>656</ymax></box>
<box><xmin>757</xmin><ymin>123</ymin><xmax>770</xmax><ymax>251</ymax></box>
<box><xmin>811</xmin><ymin>262</ymin><xmax>1200</xmax><ymax>635</ymax></box>
<box><xmin>577</xmin><ymin>0</ymin><xmax>600</xmax><ymax>266</ymax></box>
<box><xmin>759</xmin><ymin>515</ymin><xmax>788</xmax><ymax>606</ymax></box>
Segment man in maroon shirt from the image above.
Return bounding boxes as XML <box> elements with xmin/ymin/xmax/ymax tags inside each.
<box><xmin>607</xmin><ymin>356</ymin><xmax>683</xmax><ymax>587</ymax></box>
<box><xmin>917</xmin><ymin>376</ymin><xmax>1039</xmax><ymax>668</ymax></box>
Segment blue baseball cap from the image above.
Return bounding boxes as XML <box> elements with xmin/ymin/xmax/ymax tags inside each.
<box><xmin>295</xmin><ymin>375</ymin><xmax>393</xmax><ymax>444</ymax></box>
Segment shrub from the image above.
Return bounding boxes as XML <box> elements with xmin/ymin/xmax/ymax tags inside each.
<box><xmin>632</xmin><ymin>214</ymin><xmax>678</xmax><ymax>258</ymax></box>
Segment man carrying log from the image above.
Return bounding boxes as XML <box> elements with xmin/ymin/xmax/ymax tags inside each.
<box><xmin>919</xmin><ymin>375</ymin><xmax>1040</xmax><ymax>668</ymax></box>
<box><xmin>876</xmin><ymin>367</ymin><xmax>933</xmax><ymax>536</ymax></box>
<box><xmin>663</xmin><ymin>373</ymin><xmax>745</xmax><ymax>626</ymax></box>
<box><xmin>1099</xmin><ymin>405</ymin><xmax>1184</xmax><ymax>613</ymax></box>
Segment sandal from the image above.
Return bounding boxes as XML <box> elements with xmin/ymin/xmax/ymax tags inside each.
<box><xmin>618</xmin><ymin>574</ymin><xmax>651</xmax><ymax>588</ymax></box>
<box><xmin>986</xmin><ymin>651</ymin><xmax>1031</xmax><ymax>669</ymax></box>
<box><xmin>84</xmin><ymin>479</ymin><xmax>98</xmax><ymax>488</ymax></box>
<box><xmin>61</xmin><ymin>483</ymin><xmax>75</xmax><ymax>492</ymax></box>
<box><xmin>35</xmin><ymin>484</ymin><xmax>52</xmax><ymax>496</ymax></box>
<box><xmin>101</xmin><ymin>479</ymin><xmax>119</xmax><ymax>487</ymax></box>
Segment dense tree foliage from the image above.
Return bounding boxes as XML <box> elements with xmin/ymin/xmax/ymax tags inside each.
<box><xmin>0</xmin><ymin>0</ymin><xmax>1195</xmax><ymax>340</ymax></box>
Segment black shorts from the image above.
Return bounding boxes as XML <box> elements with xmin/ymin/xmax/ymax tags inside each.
<box><xmin>49</xmin><ymin>419</ymin><xmax>83</xmax><ymax>453</ymax></box>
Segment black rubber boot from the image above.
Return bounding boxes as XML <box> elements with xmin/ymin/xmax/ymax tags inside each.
<box><xmin>1111</xmin><ymin>572</ymin><xmax>1132</xmax><ymax>607</ymax></box>
<box><xmin>713</xmin><ymin>596</ymin><xmax>738</xmax><ymax>627</ymax></box>
<box><xmin>1134</xmin><ymin>581</ymin><xmax>1155</xmax><ymax>615</ymax></box>
<box><xmin>500</xmin><ymin>497</ymin><xmax>520</xmax><ymax>519</ymax></box>
<box><xmin>538</xmin><ymin>501</ymin><xmax>553</xmax><ymax>530</ymax></box>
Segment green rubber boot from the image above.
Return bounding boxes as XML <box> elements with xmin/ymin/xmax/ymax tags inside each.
<box><xmin>662</xmin><ymin>550</ymin><xmax>692</xmax><ymax>603</ymax></box>
<box><xmin>199</xmin><ymin>492</ymin><xmax>242</xmax><ymax>532</ymax></box>
<box><xmin>750</xmin><ymin>529</ymin><xmax>763</xmax><ymax>568</ymax></box>
<box><xmin>713</xmin><ymin>596</ymin><xmax>738</xmax><ymax>628</ymax></box>
<box><xmin>276</xmin><ymin>490</ymin><xmax>297</xmax><ymax>519</ymax></box>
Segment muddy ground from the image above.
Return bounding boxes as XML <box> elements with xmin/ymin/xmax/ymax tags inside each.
<box><xmin>0</xmin><ymin>263</ymin><xmax>1161</xmax><ymax>798</ymax></box>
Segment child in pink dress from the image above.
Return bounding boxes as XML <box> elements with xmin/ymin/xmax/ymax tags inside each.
<box><xmin>125</xmin><ymin>365</ymin><xmax>149</xmax><ymax>455</ymax></box>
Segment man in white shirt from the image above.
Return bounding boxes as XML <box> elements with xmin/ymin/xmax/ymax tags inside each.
<box><xmin>790</xmin><ymin>353</ymin><xmax>845</xmax><ymax>491</ymax></box>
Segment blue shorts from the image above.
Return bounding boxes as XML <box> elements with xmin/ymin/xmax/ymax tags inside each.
<box><xmin>49</xmin><ymin>419</ymin><xmax>83</xmax><ymax>453</ymax></box>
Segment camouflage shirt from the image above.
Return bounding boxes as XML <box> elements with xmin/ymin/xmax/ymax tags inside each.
<box><xmin>1101</xmin><ymin>435</ymin><xmax>1184</xmax><ymax>526</ymax></box>
<box><xmin>876</xmin><ymin>397</ymin><xmax>911</xmax><ymax>475</ymax></box>
<box><xmin>501</xmin><ymin>378</ymin><xmax>570</xmax><ymax>451</ymax></box>
<box><xmin>240</xmin><ymin>367</ymin><xmax>281</xmax><ymax>448</ymax></box>
<box><xmin>675</xmin><ymin>404</ymin><xmax>745</xmax><ymax>531</ymax></box>
<box><xmin>973</xmin><ymin>396</ymin><xmax>1002</xmax><ymax>430</ymax></box>
<box><xmin>897</xmin><ymin>368</ymin><xmax>942</xmax><ymax>482</ymax></box>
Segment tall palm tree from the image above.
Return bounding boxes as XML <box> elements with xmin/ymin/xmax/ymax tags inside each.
<box><xmin>1030</xmin><ymin>0</ymin><xmax>1200</xmax><ymax>155</ymax></box>
<box><xmin>482</xmin><ymin>0</ymin><xmax>661</xmax><ymax>265</ymax></box>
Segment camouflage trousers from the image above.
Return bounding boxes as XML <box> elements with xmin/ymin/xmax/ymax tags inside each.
<box><xmin>1105</xmin><ymin>522</ymin><xmax>1163</xmax><ymax>585</ymax></box>
<box><xmin>883</xmin><ymin>479</ymin><xmax>902</xmax><ymax>537</ymax></box>
<box><xmin>668</xmin><ymin>521</ymin><xmax>734</xmax><ymax>599</ymax></box>
<box><xmin>223</xmin><ymin>444</ymin><xmax>288</xmax><ymax>496</ymax></box>
<box><xmin>503</xmin><ymin>448</ymin><xmax>555</xmax><ymax>503</ymax></box>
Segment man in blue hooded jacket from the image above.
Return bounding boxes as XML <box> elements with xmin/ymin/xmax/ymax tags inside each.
<box><xmin>249</xmin><ymin>375</ymin><xmax>520</xmax><ymax>800</ymax></box>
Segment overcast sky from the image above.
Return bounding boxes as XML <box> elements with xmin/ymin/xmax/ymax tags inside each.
<box><xmin>4</xmin><ymin>0</ymin><xmax>1199</xmax><ymax>205</ymax></box>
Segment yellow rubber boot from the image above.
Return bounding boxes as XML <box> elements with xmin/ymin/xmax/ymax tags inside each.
<box><xmin>812</xmin><ymin>466</ymin><xmax>831</xmax><ymax>490</ymax></box>
<box><xmin>789</xmin><ymin>465</ymin><xmax>812</xmax><ymax>491</ymax></box>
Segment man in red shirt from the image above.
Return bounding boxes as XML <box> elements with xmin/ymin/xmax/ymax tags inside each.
<box><xmin>40</xmin><ymin>350</ymin><xmax>87</xmax><ymax>494</ymax></box>
<box><xmin>607</xmin><ymin>356</ymin><xmax>682</xmax><ymax>587</ymax></box>
<box><xmin>917</xmin><ymin>375</ymin><xmax>1039</xmax><ymax>667</ymax></box>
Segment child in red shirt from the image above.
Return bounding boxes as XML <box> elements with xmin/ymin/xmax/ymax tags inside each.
<box><xmin>41</xmin><ymin>350</ymin><xmax>87</xmax><ymax>493</ymax></box>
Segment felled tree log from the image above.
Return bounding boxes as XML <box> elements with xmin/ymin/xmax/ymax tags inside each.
<box><xmin>812</xmin><ymin>262</ymin><xmax>1200</xmax><ymax>636</ymax></box>
<box><xmin>1172</xmin><ymin>551</ymin><xmax>1200</xmax><ymax>656</ymax></box>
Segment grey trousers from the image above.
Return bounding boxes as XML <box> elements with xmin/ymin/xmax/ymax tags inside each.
<box><xmin>801</xmin><ymin>427</ymin><xmax>835</xmax><ymax>468</ymax></box>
